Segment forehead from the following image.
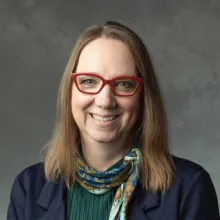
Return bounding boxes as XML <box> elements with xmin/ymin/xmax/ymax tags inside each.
<box><xmin>76</xmin><ymin>38</ymin><xmax>136</xmax><ymax>78</ymax></box>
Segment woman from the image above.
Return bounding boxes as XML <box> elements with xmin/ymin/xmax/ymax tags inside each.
<box><xmin>7</xmin><ymin>21</ymin><xmax>219</xmax><ymax>220</ymax></box>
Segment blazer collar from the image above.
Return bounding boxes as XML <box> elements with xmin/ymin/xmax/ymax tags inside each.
<box><xmin>129</xmin><ymin>182</ymin><xmax>161</xmax><ymax>219</ymax></box>
<box><xmin>36</xmin><ymin>177</ymin><xmax>66</xmax><ymax>220</ymax></box>
<box><xmin>141</xmin><ymin>190</ymin><xmax>160</xmax><ymax>212</ymax></box>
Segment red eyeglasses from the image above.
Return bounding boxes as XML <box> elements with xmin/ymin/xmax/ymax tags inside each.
<box><xmin>72</xmin><ymin>73</ymin><xmax>142</xmax><ymax>96</ymax></box>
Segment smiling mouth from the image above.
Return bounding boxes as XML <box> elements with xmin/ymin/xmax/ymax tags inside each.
<box><xmin>90</xmin><ymin>113</ymin><xmax>119</xmax><ymax>122</ymax></box>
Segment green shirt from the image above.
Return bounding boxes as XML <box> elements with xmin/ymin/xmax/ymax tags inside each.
<box><xmin>67</xmin><ymin>181</ymin><xmax>117</xmax><ymax>220</ymax></box>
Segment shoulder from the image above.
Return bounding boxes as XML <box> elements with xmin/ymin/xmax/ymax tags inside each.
<box><xmin>131</xmin><ymin>156</ymin><xmax>219</xmax><ymax>219</ymax></box>
<box><xmin>16</xmin><ymin>162</ymin><xmax>45</xmax><ymax>182</ymax></box>
<box><xmin>172</xmin><ymin>155</ymin><xmax>207</xmax><ymax>180</ymax></box>
<box><xmin>171</xmin><ymin>155</ymin><xmax>215</xmax><ymax>192</ymax></box>
<box><xmin>12</xmin><ymin>162</ymin><xmax>46</xmax><ymax>194</ymax></box>
<box><xmin>171</xmin><ymin>155</ymin><xmax>217</xmax><ymax>189</ymax></box>
<box><xmin>7</xmin><ymin>163</ymin><xmax>47</xmax><ymax>218</ymax></box>
<box><xmin>170</xmin><ymin>156</ymin><xmax>219</xmax><ymax>217</ymax></box>
<box><xmin>8</xmin><ymin>163</ymin><xmax>66</xmax><ymax>219</ymax></box>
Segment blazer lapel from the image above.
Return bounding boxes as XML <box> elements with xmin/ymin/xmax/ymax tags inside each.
<box><xmin>34</xmin><ymin>179</ymin><xmax>160</xmax><ymax>220</ymax></box>
<box><xmin>129</xmin><ymin>182</ymin><xmax>161</xmax><ymax>220</ymax></box>
<box><xmin>36</xmin><ymin>178</ymin><xmax>66</xmax><ymax>220</ymax></box>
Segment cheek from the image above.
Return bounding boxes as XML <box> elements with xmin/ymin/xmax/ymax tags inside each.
<box><xmin>120</xmin><ymin>100</ymin><xmax>140</xmax><ymax>133</ymax></box>
<box><xmin>71</xmin><ymin>87</ymin><xmax>94</xmax><ymax>112</ymax></box>
<box><xmin>120</xmin><ymin>94</ymin><xmax>140</xmax><ymax>113</ymax></box>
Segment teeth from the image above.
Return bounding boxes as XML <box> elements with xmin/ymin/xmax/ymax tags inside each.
<box><xmin>92</xmin><ymin>114</ymin><xmax>116</xmax><ymax>122</ymax></box>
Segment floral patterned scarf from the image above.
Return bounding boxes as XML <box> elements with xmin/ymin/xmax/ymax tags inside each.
<box><xmin>75</xmin><ymin>148</ymin><xmax>140</xmax><ymax>220</ymax></box>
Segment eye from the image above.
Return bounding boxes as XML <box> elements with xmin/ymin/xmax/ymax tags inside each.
<box><xmin>114</xmin><ymin>81</ymin><xmax>134</xmax><ymax>88</ymax></box>
<box><xmin>80</xmin><ymin>79</ymin><xmax>96</xmax><ymax>85</ymax></box>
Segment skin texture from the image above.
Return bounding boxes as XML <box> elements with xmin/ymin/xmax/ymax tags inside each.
<box><xmin>71</xmin><ymin>38</ymin><xmax>141</xmax><ymax>171</ymax></box>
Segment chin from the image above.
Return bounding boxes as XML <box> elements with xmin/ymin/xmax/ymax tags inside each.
<box><xmin>90</xmin><ymin>132</ymin><xmax>120</xmax><ymax>143</ymax></box>
<box><xmin>92</xmin><ymin>137</ymin><xmax>117</xmax><ymax>143</ymax></box>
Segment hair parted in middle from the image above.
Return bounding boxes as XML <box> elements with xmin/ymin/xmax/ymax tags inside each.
<box><xmin>43</xmin><ymin>21</ymin><xmax>174</xmax><ymax>192</ymax></box>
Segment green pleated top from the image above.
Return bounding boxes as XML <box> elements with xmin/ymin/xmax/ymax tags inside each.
<box><xmin>67</xmin><ymin>159</ymin><xmax>123</xmax><ymax>220</ymax></box>
<box><xmin>67</xmin><ymin>181</ymin><xmax>116</xmax><ymax>220</ymax></box>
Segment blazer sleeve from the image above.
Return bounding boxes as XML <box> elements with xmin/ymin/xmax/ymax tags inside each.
<box><xmin>7</xmin><ymin>176</ymin><xmax>26</xmax><ymax>220</ymax></box>
<box><xmin>180</xmin><ymin>169</ymin><xmax>220</xmax><ymax>220</ymax></box>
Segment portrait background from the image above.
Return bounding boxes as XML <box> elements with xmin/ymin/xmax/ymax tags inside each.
<box><xmin>1</xmin><ymin>0</ymin><xmax>220</xmax><ymax>218</ymax></box>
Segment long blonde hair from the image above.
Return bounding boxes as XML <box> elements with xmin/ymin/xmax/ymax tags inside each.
<box><xmin>43</xmin><ymin>21</ymin><xmax>174</xmax><ymax>192</ymax></box>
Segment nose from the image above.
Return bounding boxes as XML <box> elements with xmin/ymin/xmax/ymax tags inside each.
<box><xmin>94</xmin><ymin>84</ymin><xmax>116</xmax><ymax>109</ymax></box>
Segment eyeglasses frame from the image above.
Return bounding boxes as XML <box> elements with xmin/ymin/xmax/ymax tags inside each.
<box><xmin>72</xmin><ymin>73</ymin><xmax>142</xmax><ymax>97</ymax></box>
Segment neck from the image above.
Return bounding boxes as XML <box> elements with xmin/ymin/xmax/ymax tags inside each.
<box><xmin>80</xmin><ymin>138</ymin><xmax>131</xmax><ymax>172</ymax></box>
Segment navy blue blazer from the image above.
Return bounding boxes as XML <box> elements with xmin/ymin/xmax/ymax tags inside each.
<box><xmin>7</xmin><ymin>156</ymin><xmax>219</xmax><ymax>220</ymax></box>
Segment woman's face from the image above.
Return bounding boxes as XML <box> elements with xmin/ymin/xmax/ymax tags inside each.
<box><xmin>71</xmin><ymin>38</ymin><xmax>141</xmax><ymax>144</ymax></box>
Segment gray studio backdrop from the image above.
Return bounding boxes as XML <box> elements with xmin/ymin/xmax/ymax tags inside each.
<box><xmin>1</xmin><ymin>0</ymin><xmax>220</xmax><ymax>218</ymax></box>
